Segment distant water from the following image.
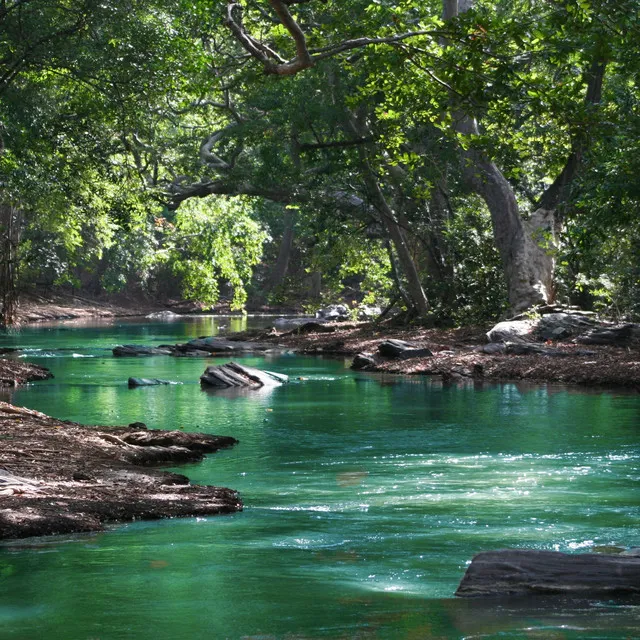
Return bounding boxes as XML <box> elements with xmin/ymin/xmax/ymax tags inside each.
<box><xmin>0</xmin><ymin>317</ymin><xmax>639</xmax><ymax>639</ymax></box>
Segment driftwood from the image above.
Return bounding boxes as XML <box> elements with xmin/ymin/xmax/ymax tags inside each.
<box><xmin>456</xmin><ymin>549</ymin><xmax>640</xmax><ymax>597</ymax></box>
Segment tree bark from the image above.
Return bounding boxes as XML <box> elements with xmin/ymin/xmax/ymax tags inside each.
<box><xmin>0</xmin><ymin>203</ymin><xmax>20</xmax><ymax>327</ymax></box>
<box><xmin>444</xmin><ymin>0</ymin><xmax>554</xmax><ymax>312</ymax></box>
<box><xmin>363</xmin><ymin>171</ymin><xmax>430</xmax><ymax>316</ymax></box>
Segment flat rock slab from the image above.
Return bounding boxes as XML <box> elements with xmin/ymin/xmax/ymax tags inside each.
<box><xmin>378</xmin><ymin>339</ymin><xmax>434</xmax><ymax>359</ymax></box>
<box><xmin>178</xmin><ymin>337</ymin><xmax>278</xmax><ymax>354</ymax></box>
<box><xmin>128</xmin><ymin>377</ymin><xmax>180</xmax><ymax>387</ymax></box>
<box><xmin>456</xmin><ymin>549</ymin><xmax>640</xmax><ymax>597</ymax></box>
<box><xmin>200</xmin><ymin>362</ymin><xmax>288</xmax><ymax>389</ymax></box>
<box><xmin>113</xmin><ymin>344</ymin><xmax>172</xmax><ymax>357</ymax></box>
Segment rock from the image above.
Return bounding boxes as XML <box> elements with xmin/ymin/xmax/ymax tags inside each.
<box><xmin>536</xmin><ymin>312</ymin><xmax>597</xmax><ymax>340</ymax></box>
<box><xmin>315</xmin><ymin>304</ymin><xmax>349</xmax><ymax>321</ymax></box>
<box><xmin>200</xmin><ymin>362</ymin><xmax>288</xmax><ymax>389</ymax></box>
<box><xmin>118</xmin><ymin>430</ymin><xmax>237</xmax><ymax>453</ymax></box>
<box><xmin>177</xmin><ymin>337</ymin><xmax>277</xmax><ymax>355</ymax></box>
<box><xmin>351</xmin><ymin>353</ymin><xmax>376</xmax><ymax>370</ymax></box>
<box><xmin>576</xmin><ymin>323</ymin><xmax>640</xmax><ymax>346</ymax></box>
<box><xmin>357</xmin><ymin>305</ymin><xmax>381</xmax><ymax>320</ymax></box>
<box><xmin>483</xmin><ymin>342</ymin><xmax>507</xmax><ymax>355</ymax></box>
<box><xmin>487</xmin><ymin>313</ymin><xmax>600</xmax><ymax>344</ymax></box>
<box><xmin>456</xmin><ymin>549</ymin><xmax>640</xmax><ymax>597</ymax></box>
<box><xmin>377</xmin><ymin>339</ymin><xmax>433</xmax><ymax>359</ymax></box>
<box><xmin>274</xmin><ymin>317</ymin><xmax>321</xmax><ymax>330</ymax></box>
<box><xmin>113</xmin><ymin>345</ymin><xmax>172</xmax><ymax>357</ymax></box>
<box><xmin>285</xmin><ymin>322</ymin><xmax>336</xmax><ymax>335</ymax></box>
<box><xmin>398</xmin><ymin>347</ymin><xmax>434</xmax><ymax>360</ymax></box>
<box><xmin>127</xmin><ymin>377</ymin><xmax>180</xmax><ymax>387</ymax></box>
<box><xmin>146</xmin><ymin>310</ymin><xmax>181</xmax><ymax>319</ymax></box>
<box><xmin>128</xmin><ymin>422</ymin><xmax>147</xmax><ymax>429</ymax></box>
<box><xmin>486</xmin><ymin>320</ymin><xmax>536</xmax><ymax>343</ymax></box>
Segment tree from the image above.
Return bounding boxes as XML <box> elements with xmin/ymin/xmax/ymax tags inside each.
<box><xmin>215</xmin><ymin>0</ymin><xmax>618</xmax><ymax>313</ymax></box>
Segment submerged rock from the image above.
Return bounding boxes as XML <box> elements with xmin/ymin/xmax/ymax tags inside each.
<box><xmin>456</xmin><ymin>549</ymin><xmax>640</xmax><ymax>597</ymax></box>
<box><xmin>127</xmin><ymin>377</ymin><xmax>180</xmax><ymax>387</ymax></box>
<box><xmin>113</xmin><ymin>344</ymin><xmax>172</xmax><ymax>357</ymax></box>
<box><xmin>200</xmin><ymin>362</ymin><xmax>288</xmax><ymax>389</ymax></box>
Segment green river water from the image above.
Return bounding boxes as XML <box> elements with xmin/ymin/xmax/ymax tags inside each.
<box><xmin>0</xmin><ymin>317</ymin><xmax>639</xmax><ymax>639</ymax></box>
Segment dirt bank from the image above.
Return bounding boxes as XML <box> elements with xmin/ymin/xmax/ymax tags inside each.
<box><xmin>0</xmin><ymin>401</ymin><xmax>241</xmax><ymax>540</ymax></box>
<box><xmin>250</xmin><ymin>323</ymin><xmax>640</xmax><ymax>390</ymax></box>
<box><xmin>14</xmin><ymin>291</ymin><xmax>162</xmax><ymax>324</ymax></box>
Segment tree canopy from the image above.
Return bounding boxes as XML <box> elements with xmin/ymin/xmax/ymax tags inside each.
<box><xmin>1</xmin><ymin>0</ymin><xmax>638</xmax><ymax>324</ymax></box>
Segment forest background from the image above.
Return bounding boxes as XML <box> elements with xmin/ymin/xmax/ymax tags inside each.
<box><xmin>1</xmin><ymin>0</ymin><xmax>638</xmax><ymax>326</ymax></box>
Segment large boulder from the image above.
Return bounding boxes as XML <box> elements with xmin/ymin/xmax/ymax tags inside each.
<box><xmin>536</xmin><ymin>312</ymin><xmax>597</xmax><ymax>340</ymax></box>
<box><xmin>486</xmin><ymin>312</ymin><xmax>597</xmax><ymax>343</ymax></box>
<box><xmin>486</xmin><ymin>320</ymin><xmax>536</xmax><ymax>343</ymax></box>
<box><xmin>200</xmin><ymin>362</ymin><xmax>288</xmax><ymax>389</ymax></box>
<box><xmin>456</xmin><ymin>549</ymin><xmax>640</xmax><ymax>597</ymax></box>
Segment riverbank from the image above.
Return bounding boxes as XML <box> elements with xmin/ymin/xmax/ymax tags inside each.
<box><xmin>13</xmin><ymin>290</ymin><xmax>301</xmax><ymax>324</ymax></box>
<box><xmin>0</xmin><ymin>400</ymin><xmax>241</xmax><ymax>540</ymax></box>
<box><xmin>248</xmin><ymin>322</ymin><xmax>640</xmax><ymax>390</ymax></box>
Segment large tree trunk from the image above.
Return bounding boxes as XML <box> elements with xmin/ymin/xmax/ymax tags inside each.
<box><xmin>443</xmin><ymin>0</ymin><xmax>604</xmax><ymax>312</ymax></box>
<box><xmin>463</xmin><ymin>154</ymin><xmax>555</xmax><ymax>311</ymax></box>
<box><xmin>444</xmin><ymin>0</ymin><xmax>554</xmax><ymax>312</ymax></box>
<box><xmin>0</xmin><ymin>203</ymin><xmax>20</xmax><ymax>327</ymax></box>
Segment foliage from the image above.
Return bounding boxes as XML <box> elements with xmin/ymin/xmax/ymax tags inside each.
<box><xmin>167</xmin><ymin>197</ymin><xmax>269</xmax><ymax>309</ymax></box>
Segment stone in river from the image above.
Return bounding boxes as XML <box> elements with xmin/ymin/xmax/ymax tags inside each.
<box><xmin>200</xmin><ymin>362</ymin><xmax>288</xmax><ymax>389</ymax></box>
<box><xmin>128</xmin><ymin>378</ymin><xmax>180</xmax><ymax>387</ymax></box>
<box><xmin>113</xmin><ymin>345</ymin><xmax>172</xmax><ymax>357</ymax></box>
<box><xmin>180</xmin><ymin>337</ymin><xmax>276</xmax><ymax>354</ymax></box>
<box><xmin>456</xmin><ymin>549</ymin><xmax>640</xmax><ymax>597</ymax></box>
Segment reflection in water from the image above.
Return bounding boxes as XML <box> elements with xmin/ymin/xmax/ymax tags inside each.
<box><xmin>0</xmin><ymin>318</ymin><xmax>639</xmax><ymax>638</ymax></box>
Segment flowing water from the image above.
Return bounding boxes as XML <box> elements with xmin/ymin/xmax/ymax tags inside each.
<box><xmin>0</xmin><ymin>317</ymin><xmax>639</xmax><ymax>639</ymax></box>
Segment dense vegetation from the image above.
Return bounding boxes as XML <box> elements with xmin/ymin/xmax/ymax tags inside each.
<box><xmin>1</xmin><ymin>0</ymin><xmax>638</xmax><ymax>325</ymax></box>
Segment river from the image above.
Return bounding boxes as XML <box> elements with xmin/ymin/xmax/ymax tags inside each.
<box><xmin>0</xmin><ymin>316</ymin><xmax>639</xmax><ymax>639</ymax></box>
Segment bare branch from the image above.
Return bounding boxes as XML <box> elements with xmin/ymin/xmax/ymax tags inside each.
<box><xmin>267</xmin><ymin>0</ymin><xmax>313</xmax><ymax>72</ymax></box>
<box><xmin>199</xmin><ymin>126</ymin><xmax>237</xmax><ymax>169</ymax></box>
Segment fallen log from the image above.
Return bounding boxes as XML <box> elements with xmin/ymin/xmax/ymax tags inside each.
<box><xmin>456</xmin><ymin>549</ymin><xmax>640</xmax><ymax>597</ymax></box>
